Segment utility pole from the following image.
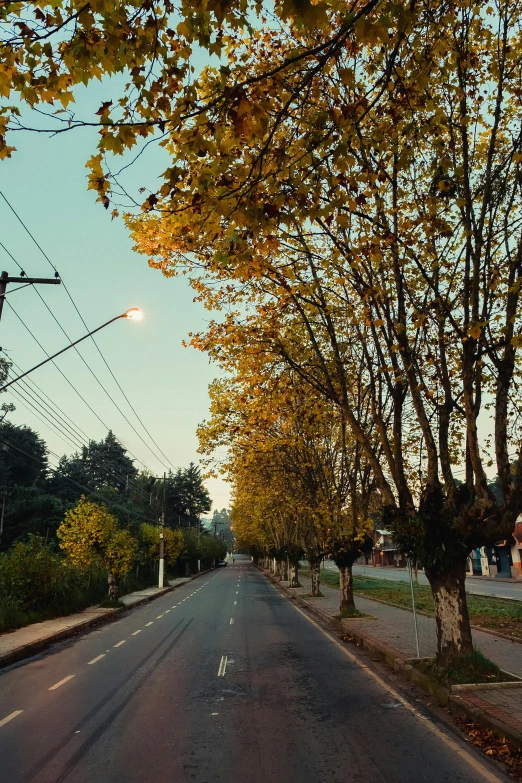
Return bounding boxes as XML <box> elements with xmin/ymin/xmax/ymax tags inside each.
<box><xmin>0</xmin><ymin>270</ymin><xmax>61</xmax><ymax>321</ymax></box>
<box><xmin>0</xmin><ymin>491</ymin><xmax>6</xmax><ymax>547</ymax></box>
<box><xmin>158</xmin><ymin>472</ymin><xmax>166</xmax><ymax>589</ymax></box>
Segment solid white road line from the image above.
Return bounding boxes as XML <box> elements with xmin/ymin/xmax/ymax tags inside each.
<box><xmin>131</xmin><ymin>630</ymin><xmax>142</xmax><ymax>636</ymax></box>
<box><xmin>114</xmin><ymin>640</ymin><xmax>126</xmax><ymax>647</ymax></box>
<box><xmin>217</xmin><ymin>655</ymin><xmax>228</xmax><ymax>677</ymax></box>
<box><xmin>145</xmin><ymin>622</ymin><xmax>154</xmax><ymax>626</ymax></box>
<box><xmin>0</xmin><ymin>711</ymin><xmax>23</xmax><ymax>729</ymax></box>
<box><xmin>88</xmin><ymin>654</ymin><xmax>106</xmax><ymax>665</ymax></box>
<box><xmin>48</xmin><ymin>675</ymin><xmax>75</xmax><ymax>691</ymax></box>
<box><xmin>230</xmin><ymin>617</ymin><xmax>234</xmax><ymax>625</ymax></box>
<box><xmin>286</xmin><ymin>596</ymin><xmax>505</xmax><ymax>783</ymax></box>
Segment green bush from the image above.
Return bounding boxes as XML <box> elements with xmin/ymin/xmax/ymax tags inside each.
<box><xmin>0</xmin><ymin>535</ymin><xmax>106</xmax><ymax>632</ymax></box>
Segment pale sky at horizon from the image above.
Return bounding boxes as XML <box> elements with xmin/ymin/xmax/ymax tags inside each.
<box><xmin>0</xmin><ymin>76</ymin><xmax>232</xmax><ymax>513</ymax></box>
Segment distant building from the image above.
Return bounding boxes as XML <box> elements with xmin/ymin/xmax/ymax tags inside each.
<box><xmin>356</xmin><ymin>529</ymin><xmax>406</xmax><ymax>568</ymax></box>
<box><xmin>467</xmin><ymin>520</ymin><xmax>522</xmax><ymax>580</ymax></box>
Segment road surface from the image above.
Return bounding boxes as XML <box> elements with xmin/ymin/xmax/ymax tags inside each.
<box><xmin>315</xmin><ymin>561</ymin><xmax>522</xmax><ymax>602</ymax></box>
<box><xmin>0</xmin><ymin>556</ymin><xmax>510</xmax><ymax>783</ymax></box>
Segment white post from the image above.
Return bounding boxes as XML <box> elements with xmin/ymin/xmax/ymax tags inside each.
<box><xmin>158</xmin><ymin>525</ymin><xmax>165</xmax><ymax>589</ymax></box>
<box><xmin>409</xmin><ymin>558</ymin><xmax>420</xmax><ymax>657</ymax></box>
<box><xmin>158</xmin><ymin>472</ymin><xmax>166</xmax><ymax>589</ymax></box>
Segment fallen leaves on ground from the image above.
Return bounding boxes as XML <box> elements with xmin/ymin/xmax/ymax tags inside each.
<box><xmin>456</xmin><ymin>719</ymin><xmax>522</xmax><ymax>780</ymax></box>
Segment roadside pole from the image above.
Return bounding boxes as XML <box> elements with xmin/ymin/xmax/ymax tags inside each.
<box><xmin>408</xmin><ymin>557</ymin><xmax>420</xmax><ymax>657</ymax></box>
<box><xmin>0</xmin><ymin>491</ymin><xmax>5</xmax><ymax>547</ymax></box>
<box><xmin>158</xmin><ymin>472</ymin><xmax>166</xmax><ymax>588</ymax></box>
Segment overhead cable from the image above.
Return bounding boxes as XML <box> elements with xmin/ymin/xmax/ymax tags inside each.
<box><xmin>4</xmin><ymin>299</ymin><xmax>153</xmax><ymax>473</ymax></box>
<box><xmin>0</xmin><ymin>189</ymin><xmax>177</xmax><ymax>472</ymax></box>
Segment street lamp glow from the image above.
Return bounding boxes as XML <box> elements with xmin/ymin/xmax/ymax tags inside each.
<box><xmin>125</xmin><ymin>307</ymin><xmax>143</xmax><ymax>320</ymax></box>
<box><xmin>0</xmin><ymin>308</ymin><xmax>144</xmax><ymax>393</ymax></box>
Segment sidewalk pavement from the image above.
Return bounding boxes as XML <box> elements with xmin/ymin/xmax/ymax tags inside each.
<box><xmin>0</xmin><ymin>576</ymin><xmax>194</xmax><ymax>669</ymax></box>
<box><xmin>276</xmin><ymin>572</ymin><xmax>522</xmax><ymax>749</ymax></box>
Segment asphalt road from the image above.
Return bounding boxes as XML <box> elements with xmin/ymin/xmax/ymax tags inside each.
<box><xmin>0</xmin><ymin>556</ymin><xmax>511</xmax><ymax>783</ymax></box>
<box><xmin>319</xmin><ymin>561</ymin><xmax>522</xmax><ymax>602</ymax></box>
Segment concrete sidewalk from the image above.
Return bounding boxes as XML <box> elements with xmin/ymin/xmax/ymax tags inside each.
<box><xmin>0</xmin><ymin>575</ymin><xmax>195</xmax><ymax>669</ymax></box>
<box><xmin>290</xmin><ymin>574</ymin><xmax>522</xmax><ymax>677</ymax></box>
<box><xmin>277</xmin><ymin>572</ymin><xmax>522</xmax><ymax>749</ymax></box>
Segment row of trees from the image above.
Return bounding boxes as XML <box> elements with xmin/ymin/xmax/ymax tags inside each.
<box><xmin>0</xmin><ymin>417</ymin><xmax>226</xmax><ymax>628</ymax></box>
<box><xmin>0</xmin><ymin>500</ymin><xmax>227</xmax><ymax>632</ymax></box>
<box><xmin>3</xmin><ymin>1</ymin><xmax>522</xmax><ymax>667</ymax></box>
<box><xmin>0</xmin><ymin>422</ymin><xmax>212</xmax><ymax>550</ymax></box>
<box><xmin>57</xmin><ymin>495</ymin><xmax>226</xmax><ymax>598</ymax></box>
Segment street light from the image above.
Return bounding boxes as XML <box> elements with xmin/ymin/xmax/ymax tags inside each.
<box><xmin>0</xmin><ymin>308</ymin><xmax>142</xmax><ymax>392</ymax></box>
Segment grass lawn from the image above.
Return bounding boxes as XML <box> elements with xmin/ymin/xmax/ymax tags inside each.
<box><xmin>300</xmin><ymin>568</ymin><xmax>522</xmax><ymax>640</ymax></box>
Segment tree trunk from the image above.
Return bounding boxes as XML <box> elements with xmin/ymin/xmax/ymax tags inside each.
<box><xmin>107</xmin><ymin>572</ymin><xmax>118</xmax><ymax>601</ymax></box>
<box><xmin>280</xmin><ymin>558</ymin><xmax>288</xmax><ymax>581</ymax></box>
<box><xmin>289</xmin><ymin>559</ymin><xmax>300</xmax><ymax>587</ymax></box>
<box><xmin>273</xmin><ymin>559</ymin><xmax>282</xmax><ymax>581</ymax></box>
<box><xmin>339</xmin><ymin>563</ymin><xmax>355</xmax><ymax>613</ymax></box>
<box><xmin>309</xmin><ymin>556</ymin><xmax>321</xmax><ymax>596</ymax></box>
<box><xmin>425</xmin><ymin>562</ymin><xmax>473</xmax><ymax>666</ymax></box>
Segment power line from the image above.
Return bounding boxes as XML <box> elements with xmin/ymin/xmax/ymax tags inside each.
<box><xmin>0</xmin><ymin>189</ymin><xmax>177</xmax><ymax>472</ymax></box>
<box><xmin>0</xmin><ymin>435</ymin><xmax>158</xmax><ymax>525</ymax></box>
<box><xmin>9</xmin><ymin>384</ymin><xmax>84</xmax><ymax>451</ymax></box>
<box><xmin>4</xmin><ymin>366</ymin><xmax>154</xmax><ymax>506</ymax></box>
<box><xmin>8</xmin><ymin>356</ymin><xmax>94</xmax><ymax>445</ymax></box>
<box><xmin>7</xmin><ymin>387</ymin><xmax>83</xmax><ymax>454</ymax></box>
<box><xmin>31</xmin><ymin>285</ymin><xmax>174</xmax><ymax>472</ymax></box>
<box><xmin>3</xmin><ymin>385</ymin><xmax>155</xmax><ymax>506</ymax></box>
<box><xmin>4</xmin><ymin>299</ymin><xmax>153</xmax><ymax>473</ymax></box>
<box><xmin>0</xmin><ymin>234</ymin><xmax>168</xmax><ymax>472</ymax></box>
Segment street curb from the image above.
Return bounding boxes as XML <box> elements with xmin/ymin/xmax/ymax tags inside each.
<box><xmin>0</xmin><ymin>569</ymin><xmax>212</xmax><ymax>670</ymax></box>
<box><xmin>259</xmin><ymin>568</ymin><xmax>522</xmax><ymax>751</ymax></box>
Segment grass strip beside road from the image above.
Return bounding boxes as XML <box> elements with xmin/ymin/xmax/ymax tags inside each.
<box><xmin>300</xmin><ymin>569</ymin><xmax>522</xmax><ymax>640</ymax></box>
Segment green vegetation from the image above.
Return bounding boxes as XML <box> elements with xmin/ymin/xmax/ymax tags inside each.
<box><xmin>415</xmin><ymin>649</ymin><xmax>517</xmax><ymax>686</ymax></box>
<box><xmin>301</xmin><ymin>570</ymin><xmax>522</xmax><ymax>640</ymax></box>
<box><xmin>0</xmin><ymin>536</ymin><xmax>107</xmax><ymax>632</ymax></box>
<box><xmin>0</xmin><ymin>420</ymin><xmax>227</xmax><ymax>634</ymax></box>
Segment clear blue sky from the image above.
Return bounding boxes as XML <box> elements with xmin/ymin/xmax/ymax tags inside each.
<box><xmin>0</xmin><ymin>77</ymin><xmax>231</xmax><ymax>511</ymax></box>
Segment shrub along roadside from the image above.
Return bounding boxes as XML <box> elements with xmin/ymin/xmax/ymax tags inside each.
<box><xmin>0</xmin><ymin>517</ymin><xmax>228</xmax><ymax>634</ymax></box>
<box><xmin>300</xmin><ymin>569</ymin><xmax>522</xmax><ymax>641</ymax></box>
<box><xmin>0</xmin><ymin>536</ymin><xmax>107</xmax><ymax>633</ymax></box>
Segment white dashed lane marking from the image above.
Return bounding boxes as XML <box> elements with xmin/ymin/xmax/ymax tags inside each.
<box><xmin>230</xmin><ymin>618</ymin><xmax>234</xmax><ymax>625</ymax></box>
<box><xmin>131</xmin><ymin>630</ymin><xmax>142</xmax><ymax>636</ymax></box>
<box><xmin>48</xmin><ymin>675</ymin><xmax>75</xmax><ymax>691</ymax></box>
<box><xmin>145</xmin><ymin>622</ymin><xmax>153</xmax><ymax>627</ymax></box>
<box><xmin>114</xmin><ymin>640</ymin><xmax>126</xmax><ymax>648</ymax></box>
<box><xmin>88</xmin><ymin>654</ymin><xmax>106</xmax><ymax>665</ymax></box>
<box><xmin>0</xmin><ymin>711</ymin><xmax>23</xmax><ymax>729</ymax></box>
